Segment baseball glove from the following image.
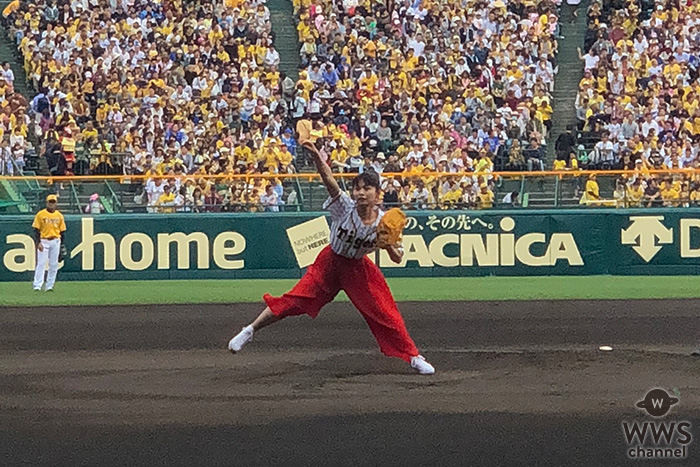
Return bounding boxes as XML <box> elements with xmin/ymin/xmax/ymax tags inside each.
<box><xmin>58</xmin><ymin>244</ymin><xmax>68</xmax><ymax>262</ymax></box>
<box><xmin>377</xmin><ymin>208</ymin><xmax>407</xmax><ymax>248</ymax></box>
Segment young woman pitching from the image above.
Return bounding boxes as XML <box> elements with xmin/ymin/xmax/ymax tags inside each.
<box><xmin>227</xmin><ymin>141</ymin><xmax>435</xmax><ymax>375</ymax></box>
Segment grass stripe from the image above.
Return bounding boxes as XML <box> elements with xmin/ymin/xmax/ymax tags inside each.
<box><xmin>2</xmin><ymin>276</ymin><xmax>700</xmax><ymax>307</ymax></box>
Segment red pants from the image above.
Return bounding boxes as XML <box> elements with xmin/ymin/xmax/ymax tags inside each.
<box><xmin>264</xmin><ymin>246</ymin><xmax>419</xmax><ymax>362</ymax></box>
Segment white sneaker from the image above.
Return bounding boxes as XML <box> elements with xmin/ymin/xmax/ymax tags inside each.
<box><xmin>228</xmin><ymin>325</ymin><xmax>254</xmax><ymax>353</ymax></box>
<box><xmin>410</xmin><ymin>355</ymin><xmax>435</xmax><ymax>375</ymax></box>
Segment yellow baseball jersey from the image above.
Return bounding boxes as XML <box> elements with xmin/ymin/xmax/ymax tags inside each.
<box><xmin>477</xmin><ymin>191</ymin><xmax>494</xmax><ymax>209</ymax></box>
<box><xmin>32</xmin><ymin>209</ymin><xmax>66</xmax><ymax>239</ymax></box>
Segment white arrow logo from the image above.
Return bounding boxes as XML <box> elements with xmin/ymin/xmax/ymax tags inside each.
<box><xmin>621</xmin><ymin>216</ymin><xmax>673</xmax><ymax>262</ymax></box>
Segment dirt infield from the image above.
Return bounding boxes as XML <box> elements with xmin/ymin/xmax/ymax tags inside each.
<box><xmin>2</xmin><ymin>300</ymin><xmax>700</xmax><ymax>466</ymax></box>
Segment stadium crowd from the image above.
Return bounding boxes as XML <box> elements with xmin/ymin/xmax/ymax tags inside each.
<box><xmin>0</xmin><ymin>62</ymin><xmax>30</xmax><ymax>176</ymax></box>
<box><xmin>292</xmin><ymin>0</ymin><xmax>562</xmax><ymax>208</ymax></box>
<box><xmin>0</xmin><ymin>0</ymin><xmax>563</xmax><ymax>211</ymax></box>
<box><xmin>573</xmin><ymin>0</ymin><xmax>700</xmax><ymax>207</ymax></box>
<box><xmin>6</xmin><ymin>0</ymin><xmax>698</xmax><ymax>211</ymax></box>
<box><xmin>3</xmin><ymin>0</ymin><xmax>302</xmax><ymax>211</ymax></box>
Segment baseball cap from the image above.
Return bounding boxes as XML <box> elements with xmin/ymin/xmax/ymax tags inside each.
<box><xmin>46</xmin><ymin>194</ymin><xmax>58</xmax><ymax>202</ymax></box>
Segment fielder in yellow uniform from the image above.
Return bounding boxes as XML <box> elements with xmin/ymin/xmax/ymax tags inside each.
<box><xmin>32</xmin><ymin>194</ymin><xmax>66</xmax><ymax>291</ymax></box>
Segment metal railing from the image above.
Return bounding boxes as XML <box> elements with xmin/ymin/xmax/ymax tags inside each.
<box><xmin>69</xmin><ymin>181</ymin><xmax>80</xmax><ymax>212</ymax></box>
<box><xmin>143</xmin><ymin>201</ymin><xmax>303</xmax><ymax>214</ymax></box>
<box><xmin>104</xmin><ymin>180</ymin><xmax>121</xmax><ymax>213</ymax></box>
<box><xmin>2</xmin><ymin>168</ymin><xmax>699</xmax><ymax>213</ymax></box>
<box><xmin>2</xmin><ymin>168</ymin><xmax>699</xmax><ymax>182</ymax></box>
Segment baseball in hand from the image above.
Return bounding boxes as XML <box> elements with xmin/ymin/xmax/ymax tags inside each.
<box><xmin>296</xmin><ymin>119</ymin><xmax>313</xmax><ymax>143</ymax></box>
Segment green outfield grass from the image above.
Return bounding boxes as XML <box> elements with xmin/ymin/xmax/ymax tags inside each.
<box><xmin>1</xmin><ymin>276</ymin><xmax>700</xmax><ymax>307</ymax></box>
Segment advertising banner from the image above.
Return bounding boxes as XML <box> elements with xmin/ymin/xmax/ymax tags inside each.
<box><xmin>2</xmin><ymin>209</ymin><xmax>700</xmax><ymax>281</ymax></box>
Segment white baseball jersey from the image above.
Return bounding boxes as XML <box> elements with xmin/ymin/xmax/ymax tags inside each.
<box><xmin>324</xmin><ymin>192</ymin><xmax>384</xmax><ymax>260</ymax></box>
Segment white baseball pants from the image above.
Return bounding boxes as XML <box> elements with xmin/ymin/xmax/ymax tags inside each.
<box><xmin>33</xmin><ymin>238</ymin><xmax>60</xmax><ymax>290</ymax></box>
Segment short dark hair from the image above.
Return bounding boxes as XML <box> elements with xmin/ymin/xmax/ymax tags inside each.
<box><xmin>352</xmin><ymin>170</ymin><xmax>380</xmax><ymax>191</ymax></box>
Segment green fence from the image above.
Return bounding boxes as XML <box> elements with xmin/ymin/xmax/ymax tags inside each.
<box><xmin>2</xmin><ymin>209</ymin><xmax>700</xmax><ymax>281</ymax></box>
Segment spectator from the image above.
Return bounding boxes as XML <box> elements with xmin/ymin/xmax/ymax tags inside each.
<box><xmin>627</xmin><ymin>178</ymin><xmax>644</xmax><ymax>207</ymax></box>
<box><xmin>441</xmin><ymin>180</ymin><xmax>463</xmax><ymax>209</ymax></box>
<box><xmin>555</xmin><ymin>125</ymin><xmax>577</xmax><ymax>162</ymax></box>
<box><xmin>477</xmin><ymin>184</ymin><xmax>494</xmax><ymax>210</ymax></box>
<box><xmin>593</xmin><ymin>133</ymin><xmax>616</xmax><ymax>167</ymax></box>
<box><xmin>1</xmin><ymin>141</ymin><xmax>13</xmax><ymax>175</ymax></box>
<box><xmin>84</xmin><ymin>193</ymin><xmax>104</xmax><ymax>214</ymax></box>
<box><xmin>661</xmin><ymin>179</ymin><xmax>681</xmax><ymax>207</ymax></box>
<box><xmin>506</xmin><ymin>139</ymin><xmax>526</xmax><ymax>171</ymax></box>
<box><xmin>1</xmin><ymin>62</ymin><xmax>14</xmax><ymax>90</ymax></box>
<box><xmin>145</xmin><ymin>178</ymin><xmax>165</xmax><ymax>213</ymax></box>
<box><xmin>577</xmin><ymin>47</ymin><xmax>600</xmax><ymax>71</ymax></box>
<box><xmin>383</xmin><ymin>179</ymin><xmax>399</xmax><ymax>208</ymax></box>
<box><xmin>260</xmin><ymin>184</ymin><xmax>280</xmax><ymax>212</ymax></box>
<box><xmin>157</xmin><ymin>184</ymin><xmax>176</xmax><ymax>214</ymax></box>
<box><xmin>192</xmin><ymin>187</ymin><xmax>205</xmax><ymax>213</ymax></box>
<box><xmin>524</xmin><ymin>138</ymin><xmax>545</xmax><ymax>171</ymax></box>
<box><xmin>411</xmin><ymin>179</ymin><xmax>430</xmax><ymax>210</ymax></box>
<box><xmin>644</xmin><ymin>179</ymin><xmax>662</xmax><ymax>208</ymax></box>
<box><xmin>613</xmin><ymin>180</ymin><xmax>627</xmax><ymax>208</ymax></box>
<box><xmin>204</xmin><ymin>186</ymin><xmax>223</xmax><ymax>213</ymax></box>
<box><xmin>579</xmin><ymin>174</ymin><xmax>600</xmax><ymax>205</ymax></box>
<box><xmin>502</xmin><ymin>190</ymin><xmax>520</xmax><ymax>207</ymax></box>
<box><xmin>174</xmin><ymin>187</ymin><xmax>188</xmax><ymax>213</ymax></box>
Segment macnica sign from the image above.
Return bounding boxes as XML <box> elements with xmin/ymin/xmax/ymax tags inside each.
<box><xmin>374</xmin><ymin>217</ymin><xmax>584</xmax><ymax>268</ymax></box>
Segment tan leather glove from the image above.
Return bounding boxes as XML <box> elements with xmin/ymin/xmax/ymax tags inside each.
<box><xmin>377</xmin><ymin>208</ymin><xmax>407</xmax><ymax>248</ymax></box>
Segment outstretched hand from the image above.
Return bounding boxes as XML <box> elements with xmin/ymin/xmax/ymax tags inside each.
<box><xmin>382</xmin><ymin>241</ymin><xmax>404</xmax><ymax>264</ymax></box>
<box><xmin>376</xmin><ymin>230</ymin><xmax>392</xmax><ymax>250</ymax></box>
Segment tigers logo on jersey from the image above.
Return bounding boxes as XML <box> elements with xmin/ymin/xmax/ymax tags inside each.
<box><xmin>325</xmin><ymin>193</ymin><xmax>383</xmax><ymax>260</ymax></box>
<box><xmin>336</xmin><ymin>227</ymin><xmax>377</xmax><ymax>251</ymax></box>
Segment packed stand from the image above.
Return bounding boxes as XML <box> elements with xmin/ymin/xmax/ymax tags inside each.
<box><xmin>5</xmin><ymin>0</ymin><xmax>299</xmax><ymax>212</ymax></box>
<box><xmin>572</xmin><ymin>0</ymin><xmax>700</xmax><ymax>207</ymax></box>
<box><xmin>291</xmin><ymin>0</ymin><xmax>561</xmax><ymax>209</ymax></box>
<box><xmin>0</xmin><ymin>54</ymin><xmax>31</xmax><ymax>176</ymax></box>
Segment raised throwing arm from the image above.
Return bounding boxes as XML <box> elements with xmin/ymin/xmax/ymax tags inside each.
<box><xmin>302</xmin><ymin>141</ymin><xmax>341</xmax><ymax>199</ymax></box>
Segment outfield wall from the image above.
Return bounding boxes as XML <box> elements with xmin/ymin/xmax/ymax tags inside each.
<box><xmin>2</xmin><ymin>209</ymin><xmax>700</xmax><ymax>281</ymax></box>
